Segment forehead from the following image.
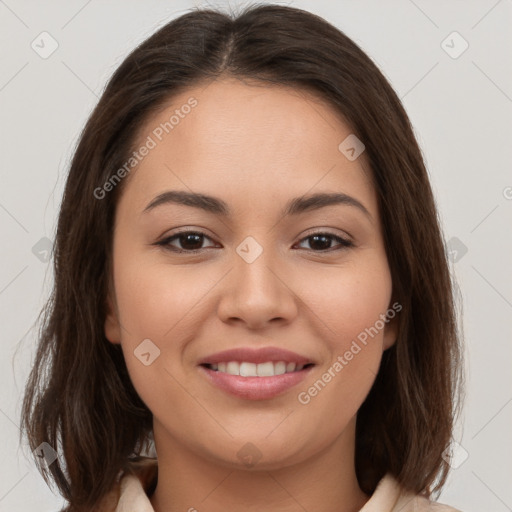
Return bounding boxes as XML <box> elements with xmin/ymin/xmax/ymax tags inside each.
<box><xmin>120</xmin><ymin>77</ymin><xmax>376</xmax><ymax>219</ymax></box>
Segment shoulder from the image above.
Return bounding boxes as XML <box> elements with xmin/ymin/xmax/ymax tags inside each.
<box><xmin>362</xmin><ymin>473</ymin><xmax>463</xmax><ymax>512</ymax></box>
<box><xmin>95</xmin><ymin>457</ymin><xmax>158</xmax><ymax>512</ymax></box>
<box><xmin>394</xmin><ymin>492</ymin><xmax>463</xmax><ymax>512</ymax></box>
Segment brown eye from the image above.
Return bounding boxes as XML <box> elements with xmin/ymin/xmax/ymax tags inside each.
<box><xmin>157</xmin><ymin>231</ymin><xmax>216</xmax><ymax>253</ymax></box>
<box><xmin>156</xmin><ymin>230</ymin><xmax>353</xmax><ymax>254</ymax></box>
<box><xmin>296</xmin><ymin>232</ymin><xmax>353</xmax><ymax>252</ymax></box>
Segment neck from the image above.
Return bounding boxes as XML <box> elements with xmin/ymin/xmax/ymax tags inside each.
<box><xmin>149</xmin><ymin>418</ymin><xmax>369</xmax><ymax>512</ymax></box>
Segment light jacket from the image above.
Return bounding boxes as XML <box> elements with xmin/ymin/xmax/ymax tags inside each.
<box><xmin>97</xmin><ymin>458</ymin><xmax>462</xmax><ymax>512</ymax></box>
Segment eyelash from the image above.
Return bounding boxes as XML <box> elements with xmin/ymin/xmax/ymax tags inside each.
<box><xmin>155</xmin><ymin>230</ymin><xmax>354</xmax><ymax>254</ymax></box>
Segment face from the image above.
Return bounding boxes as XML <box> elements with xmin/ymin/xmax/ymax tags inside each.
<box><xmin>105</xmin><ymin>77</ymin><xmax>397</xmax><ymax>470</ymax></box>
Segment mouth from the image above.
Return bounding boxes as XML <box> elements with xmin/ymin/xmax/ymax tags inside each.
<box><xmin>197</xmin><ymin>346</ymin><xmax>317</xmax><ymax>400</ymax></box>
<box><xmin>200</xmin><ymin>361</ymin><xmax>315</xmax><ymax>377</ymax></box>
<box><xmin>198</xmin><ymin>361</ymin><xmax>315</xmax><ymax>400</ymax></box>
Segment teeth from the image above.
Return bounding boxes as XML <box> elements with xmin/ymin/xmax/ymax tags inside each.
<box><xmin>257</xmin><ymin>361</ymin><xmax>275</xmax><ymax>376</ymax></box>
<box><xmin>239</xmin><ymin>362</ymin><xmax>257</xmax><ymax>377</ymax></box>
<box><xmin>286</xmin><ymin>362</ymin><xmax>296</xmax><ymax>372</ymax></box>
<box><xmin>209</xmin><ymin>361</ymin><xmax>306</xmax><ymax>377</ymax></box>
<box><xmin>274</xmin><ymin>361</ymin><xmax>286</xmax><ymax>375</ymax></box>
<box><xmin>227</xmin><ymin>361</ymin><xmax>240</xmax><ymax>375</ymax></box>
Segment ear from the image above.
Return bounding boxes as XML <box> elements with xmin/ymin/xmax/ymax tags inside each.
<box><xmin>382</xmin><ymin>301</ymin><xmax>401</xmax><ymax>351</ymax></box>
<box><xmin>104</xmin><ymin>293</ymin><xmax>122</xmax><ymax>344</ymax></box>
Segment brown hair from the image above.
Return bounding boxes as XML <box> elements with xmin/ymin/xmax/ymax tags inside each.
<box><xmin>20</xmin><ymin>3</ymin><xmax>464</xmax><ymax>510</ymax></box>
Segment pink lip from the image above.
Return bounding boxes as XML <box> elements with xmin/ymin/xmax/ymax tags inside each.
<box><xmin>198</xmin><ymin>346</ymin><xmax>314</xmax><ymax>365</ymax></box>
<box><xmin>198</xmin><ymin>364</ymin><xmax>314</xmax><ymax>400</ymax></box>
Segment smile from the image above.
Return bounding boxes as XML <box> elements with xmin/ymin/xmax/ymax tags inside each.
<box><xmin>198</xmin><ymin>363</ymin><xmax>315</xmax><ymax>400</ymax></box>
<box><xmin>203</xmin><ymin>361</ymin><xmax>312</xmax><ymax>377</ymax></box>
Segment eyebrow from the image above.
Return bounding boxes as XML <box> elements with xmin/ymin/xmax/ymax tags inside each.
<box><xmin>143</xmin><ymin>190</ymin><xmax>372</xmax><ymax>221</ymax></box>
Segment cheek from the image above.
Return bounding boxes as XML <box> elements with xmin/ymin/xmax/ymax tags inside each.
<box><xmin>111</xmin><ymin>256</ymin><xmax>197</xmax><ymax>415</ymax></box>
<box><xmin>111</xmin><ymin>253</ymin><xmax>221</xmax><ymax>400</ymax></box>
<box><xmin>300</xmin><ymin>256</ymin><xmax>392</xmax><ymax>349</ymax></box>
<box><xmin>295</xmin><ymin>258</ymin><xmax>392</xmax><ymax>406</ymax></box>
<box><xmin>113</xmin><ymin>253</ymin><xmax>213</xmax><ymax>340</ymax></box>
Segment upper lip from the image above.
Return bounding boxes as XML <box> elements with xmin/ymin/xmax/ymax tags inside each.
<box><xmin>198</xmin><ymin>347</ymin><xmax>315</xmax><ymax>366</ymax></box>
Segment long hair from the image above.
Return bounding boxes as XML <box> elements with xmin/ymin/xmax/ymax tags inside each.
<box><xmin>20</xmin><ymin>4</ymin><xmax>464</xmax><ymax>510</ymax></box>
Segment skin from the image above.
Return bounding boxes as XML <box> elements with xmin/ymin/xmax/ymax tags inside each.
<box><xmin>105</xmin><ymin>77</ymin><xmax>398</xmax><ymax>512</ymax></box>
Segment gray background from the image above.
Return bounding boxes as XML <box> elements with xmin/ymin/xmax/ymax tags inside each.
<box><xmin>1</xmin><ymin>1</ymin><xmax>511</xmax><ymax>510</ymax></box>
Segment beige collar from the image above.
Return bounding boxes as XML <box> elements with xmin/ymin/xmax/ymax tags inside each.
<box><xmin>101</xmin><ymin>457</ymin><xmax>459</xmax><ymax>512</ymax></box>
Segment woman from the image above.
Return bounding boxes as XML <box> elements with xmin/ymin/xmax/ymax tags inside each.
<box><xmin>21</xmin><ymin>4</ymin><xmax>464</xmax><ymax>511</ymax></box>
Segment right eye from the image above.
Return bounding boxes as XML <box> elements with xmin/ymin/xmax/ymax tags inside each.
<box><xmin>156</xmin><ymin>230</ymin><xmax>218</xmax><ymax>253</ymax></box>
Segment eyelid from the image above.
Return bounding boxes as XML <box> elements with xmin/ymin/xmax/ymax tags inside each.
<box><xmin>155</xmin><ymin>228</ymin><xmax>354</xmax><ymax>253</ymax></box>
<box><xmin>300</xmin><ymin>226</ymin><xmax>353</xmax><ymax>243</ymax></box>
<box><xmin>294</xmin><ymin>231</ymin><xmax>353</xmax><ymax>251</ymax></box>
<box><xmin>156</xmin><ymin>229</ymin><xmax>218</xmax><ymax>252</ymax></box>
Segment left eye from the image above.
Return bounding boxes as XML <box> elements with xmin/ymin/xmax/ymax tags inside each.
<box><xmin>296</xmin><ymin>233</ymin><xmax>353</xmax><ymax>251</ymax></box>
<box><xmin>157</xmin><ymin>231</ymin><xmax>216</xmax><ymax>252</ymax></box>
<box><xmin>156</xmin><ymin>231</ymin><xmax>353</xmax><ymax>253</ymax></box>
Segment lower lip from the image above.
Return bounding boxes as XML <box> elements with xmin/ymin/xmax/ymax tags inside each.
<box><xmin>198</xmin><ymin>365</ymin><xmax>314</xmax><ymax>400</ymax></box>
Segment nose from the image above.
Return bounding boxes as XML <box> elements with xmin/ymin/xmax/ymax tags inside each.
<box><xmin>216</xmin><ymin>241</ymin><xmax>298</xmax><ymax>330</ymax></box>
